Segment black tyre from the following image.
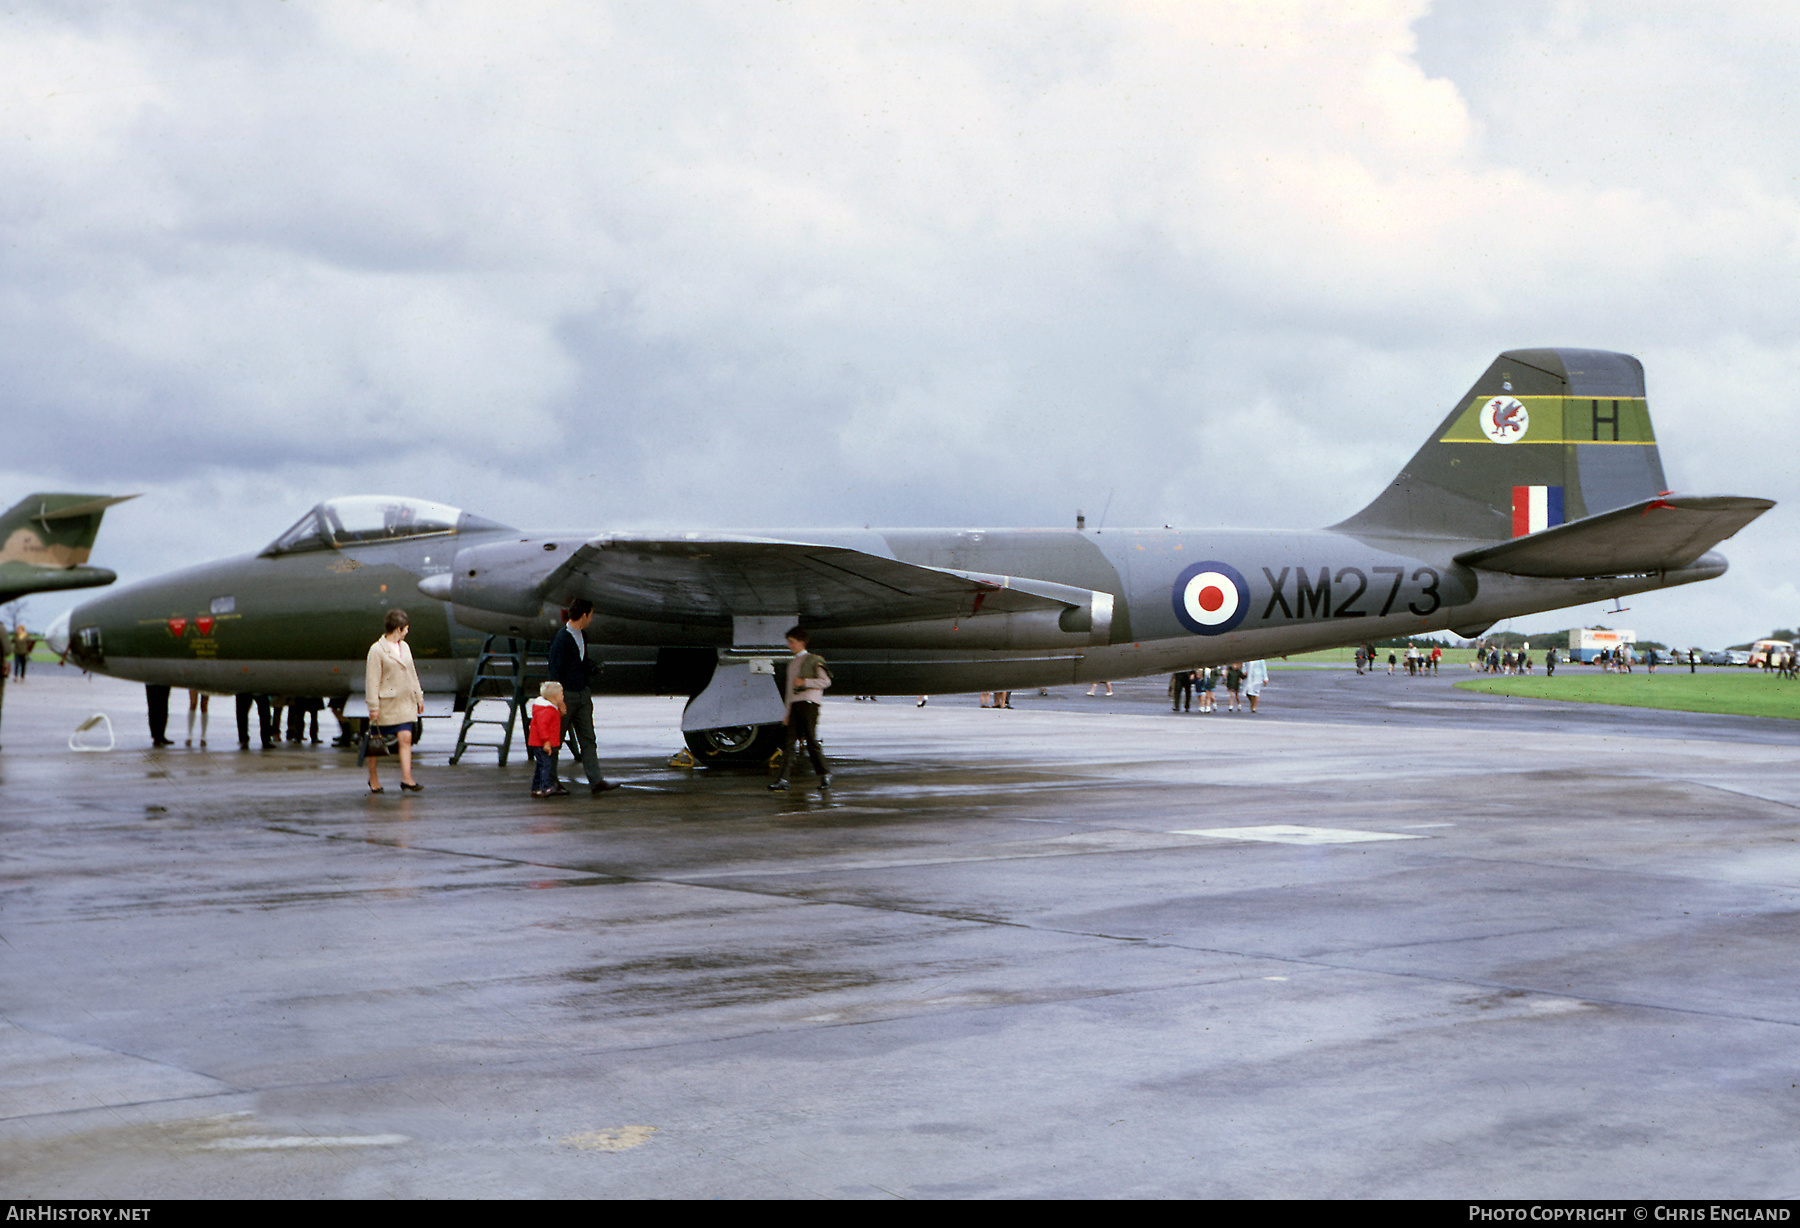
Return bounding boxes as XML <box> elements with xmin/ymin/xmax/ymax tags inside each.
<box><xmin>682</xmin><ymin>722</ymin><xmax>785</xmax><ymax>768</ymax></box>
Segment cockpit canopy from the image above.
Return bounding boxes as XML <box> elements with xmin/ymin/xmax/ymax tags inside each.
<box><xmin>262</xmin><ymin>496</ymin><xmax>504</xmax><ymax>555</ymax></box>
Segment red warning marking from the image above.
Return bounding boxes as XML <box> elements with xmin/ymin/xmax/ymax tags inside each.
<box><xmin>195</xmin><ymin>615</ymin><xmax>215</xmax><ymax>636</ymax></box>
<box><xmin>167</xmin><ymin>618</ymin><xmax>188</xmax><ymax>638</ymax></box>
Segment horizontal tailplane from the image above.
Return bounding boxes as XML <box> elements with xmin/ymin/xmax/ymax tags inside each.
<box><xmin>1453</xmin><ymin>495</ymin><xmax>1773</xmax><ymax>578</ymax></box>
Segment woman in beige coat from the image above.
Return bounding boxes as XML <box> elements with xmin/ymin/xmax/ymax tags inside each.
<box><xmin>365</xmin><ymin>608</ymin><xmax>426</xmax><ymax>793</ymax></box>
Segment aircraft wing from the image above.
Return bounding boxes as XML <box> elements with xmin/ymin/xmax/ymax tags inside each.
<box><xmin>1454</xmin><ymin>495</ymin><xmax>1774</xmax><ymax>578</ymax></box>
<box><xmin>543</xmin><ymin>535</ymin><xmax>1101</xmax><ymax>628</ymax></box>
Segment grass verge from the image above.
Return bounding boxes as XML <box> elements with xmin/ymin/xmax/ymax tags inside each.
<box><xmin>1456</xmin><ymin>671</ymin><xmax>1800</xmax><ymax>720</ymax></box>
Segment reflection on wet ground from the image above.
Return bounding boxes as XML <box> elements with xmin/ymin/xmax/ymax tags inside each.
<box><xmin>4</xmin><ymin>668</ymin><xmax>1800</xmax><ymax>1197</ymax></box>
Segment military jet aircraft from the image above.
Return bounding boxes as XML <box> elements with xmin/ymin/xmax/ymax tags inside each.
<box><xmin>56</xmin><ymin>349</ymin><xmax>1772</xmax><ymax>764</ymax></box>
<box><xmin>0</xmin><ymin>492</ymin><xmax>134</xmax><ymax>605</ymax></box>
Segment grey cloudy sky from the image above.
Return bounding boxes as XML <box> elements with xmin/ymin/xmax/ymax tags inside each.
<box><xmin>3</xmin><ymin>1</ymin><xmax>1795</xmax><ymax>648</ymax></box>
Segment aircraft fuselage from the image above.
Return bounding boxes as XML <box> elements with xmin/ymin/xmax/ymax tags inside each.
<box><xmin>62</xmin><ymin>521</ymin><xmax>1721</xmax><ymax>698</ymax></box>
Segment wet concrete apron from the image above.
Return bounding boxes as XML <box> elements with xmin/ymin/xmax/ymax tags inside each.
<box><xmin>4</xmin><ymin>669</ymin><xmax>1799</xmax><ymax>1197</ymax></box>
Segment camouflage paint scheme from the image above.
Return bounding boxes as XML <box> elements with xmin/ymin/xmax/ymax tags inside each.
<box><xmin>0</xmin><ymin>493</ymin><xmax>133</xmax><ymax>605</ymax></box>
<box><xmin>60</xmin><ymin>350</ymin><xmax>1771</xmax><ymax>759</ymax></box>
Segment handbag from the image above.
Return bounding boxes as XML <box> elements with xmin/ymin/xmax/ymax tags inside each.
<box><xmin>361</xmin><ymin>725</ymin><xmax>401</xmax><ymax>758</ymax></box>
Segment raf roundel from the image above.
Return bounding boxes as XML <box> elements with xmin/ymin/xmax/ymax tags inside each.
<box><xmin>1172</xmin><ymin>561</ymin><xmax>1250</xmax><ymax>636</ymax></box>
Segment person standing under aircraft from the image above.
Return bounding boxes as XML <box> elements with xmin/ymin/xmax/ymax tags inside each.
<box><xmin>1245</xmin><ymin>660</ymin><xmax>1269</xmax><ymax>713</ymax></box>
<box><xmin>1169</xmin><ymin>671</ymin><xmax>1193</xmax><ymax>712</ymax></box>
<box><xmin>184</xmin><ymin>688</ymin><xmax>209</xmax><ymax>747</ymax></box>
<box><xmin>548</xmin><ymin>599</ymin><xmax>616</xmax><ymax>795</ymax></box>
<box><xmin>236</xmin><ymin>692</ymin><xmax>274</xmax><ymax>749</ymax></box>
<box><xmin>13</xmin><ymin>623</ymin><xmax>32</xmax><ymax>680</ymax></box>
<box><xmin>146</xmin><ymin>684</ymin><xmax>173</xmax><ymax>747</ymax></box>
<box><xmin>365</xmin><ymin>608</ymin><xmax>425</xmax><ymax>794</ymax></box>
<box><xmin>770</xmin><ymin>626</ymin><xmax>831</xmax><ymax>791</ymax></box>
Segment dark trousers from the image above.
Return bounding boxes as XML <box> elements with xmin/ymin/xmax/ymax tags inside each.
<box><xmin>530</xmin><ymin>746</ymin><xmax>559</xmax><ymax>794</ymax></box>
<box><xmin>777</xmin><ymin>702</ymin><xmax>828</xmax><ymax>779</ymax></box>
<box><xmin>564</xmin><ymin>689</ymin><xmax>606</xmax><ymax>786</ymax></box>
<box><xmin>286</xmin><ymin>698</ymin><xmax>321</xmax><ymax>741</ymax></box>
<box><xmin>147</xmin><ymin>684</ymin><xmax>171</xmax><ymax>743</ymax></box>
<box><xmin>236</xmin><ymin>693</ymin><xmax>273</xmax><ymax>746</ymax></box>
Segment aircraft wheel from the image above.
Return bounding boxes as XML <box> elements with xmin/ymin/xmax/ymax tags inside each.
<box><xmin>683</xmin><ymin>722</ymin><xmax>784</xmax><ymax>767</ymax></box>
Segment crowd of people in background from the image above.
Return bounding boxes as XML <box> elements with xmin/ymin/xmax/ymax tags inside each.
<box><xmin>1478</xmin><ymin>645</ymin><xmax>1536</xmax><ymax>675</ymax></box>
<box><xmin>1354</xmin><ymin>643</ymin><xmax>1442</xmax><ymax>676</ymax></box>
<box><xmin>1168</xmin><ymin>661</ymin><xmax>1268</xmax><ymax>713</ymax></box>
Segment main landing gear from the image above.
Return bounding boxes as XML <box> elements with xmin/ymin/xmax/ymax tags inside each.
<box><xmin>682</xmin><ymin>722</ymin><xmax>784</xmax><ymax>767</ymax></box>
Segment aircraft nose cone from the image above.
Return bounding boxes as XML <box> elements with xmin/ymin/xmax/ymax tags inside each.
<box><xmin>45</xmin><ymin>609</ymin><xmax>71</xmax><ymax>657</ymax></box>
<box><xmin>417</xmin><ymin>573</ymin><xmax>453</xmax><ymax>601</ymax></box>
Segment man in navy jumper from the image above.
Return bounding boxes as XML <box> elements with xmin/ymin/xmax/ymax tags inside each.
<box><xmin>547</xmin><ymin>599</ymin><xmax>617</xmax><ymax>794</ymax></box>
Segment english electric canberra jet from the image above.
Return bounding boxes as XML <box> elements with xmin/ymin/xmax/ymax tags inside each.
<box><xmin>58</xmin><ymin>349</ymin><xmax>1771</xmax><ymax>763</ymax></box>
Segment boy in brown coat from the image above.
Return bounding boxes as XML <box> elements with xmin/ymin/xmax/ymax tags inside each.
<box><xmin>770</xmin><ymin>626</ymin><xmax>832</xmax><ymax>791</ymax></box>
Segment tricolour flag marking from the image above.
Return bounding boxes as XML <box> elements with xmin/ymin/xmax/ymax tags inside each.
<box><xmin>1511</xmin><ymin>485</ymin><xmax>1564</xmax><ymax>536</ymax></box>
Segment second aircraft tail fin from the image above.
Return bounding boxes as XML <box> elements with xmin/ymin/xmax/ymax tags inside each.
<box><xmin>0</xmin><ymin>493</ymin><xmax>137</xmax><ymax>569</ymax></box>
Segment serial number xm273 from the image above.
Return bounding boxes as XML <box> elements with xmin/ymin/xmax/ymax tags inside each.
<box><xmin>55</xmin><ymin>349</ymin><xmax>1772</xmax><ymax>764</ymax></box>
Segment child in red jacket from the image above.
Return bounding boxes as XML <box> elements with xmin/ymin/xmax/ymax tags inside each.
<box><xmin>527</xmin><ymin>681</ymin><xmax>567</xmax><ymax>797</ymax></box>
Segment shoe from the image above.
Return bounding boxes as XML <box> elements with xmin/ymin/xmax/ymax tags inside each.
<box><xmin>550</xmin><ymin>785</ymin><xmax>570</xmax><ymax>796</ymax></box>
<box><xmin>239</xmin><ymin>740</ymin><xmax>251</xmax><ymax>750</ymax></box>
<box><xmin>591</xmin><ymin>781</ymin><xmax>620</xmax><ymax>794</ymax></box>
<box><xmin>368</xmin><ymin>786</ymin><xmax>385</xmax><ymax>795</ymax></box>
<box><xmin>152</xmin><ymin>737</ymin><xmax>173</xmax><ymax>747</ymax></box>
<box><xmin>819</xmin><ymin>774</ymin><xmax>831</xmax><ymax>790</ymax></box>
<box><xmin>916</xmin><ymin>698</ymin><xmax>927</xmax><ymax>707</ymax></box>
<box><xmin>400</xmin><ymin>781</ymin><xmax>423</xmax><ymax>792</ymax></box>
<box><xmin>768</xmin><ymin>779</ymin><xmax>790</xmax><ymax>790</ymax></box>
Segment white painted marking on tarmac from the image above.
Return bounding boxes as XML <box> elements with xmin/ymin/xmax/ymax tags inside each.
<box><xmin>558</xmin><ymin>1126</ymin><xmax>658</xmax><ymax>1151</ymax></box>
<box><xmin>199</xmin><ymin>1133</ymin><xmax>410</xmax><ymax>1150</ymax></box>
<box><xmin>1400</xmin><ymin>823</ymin><xmax>1454</xmax><ymax>829</ymax></box>
<box><xmin>1526</xmin><ymin>996</ymin><xmax>1592</xmax><ymax>1015</ymax></box>
<box><xmin>1174</xmin><ymin>825</ymin><xmax>1426</xmax><ymax>845</ymax></box>
<box><xmin>1262</xmin><ymin>976</ymin><xmax>1289</xmax><ymax>981</ymax></box>
<box><xmin>777</xmin><ymin>806</ymin><xmax>898</xmax><ymax>817</ymax></box>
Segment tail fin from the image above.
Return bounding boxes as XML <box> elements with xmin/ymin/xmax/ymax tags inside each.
<box><xmin>0</xmin><ymin>493</ymin><xmax>137</xmax><ymax>604</ymax></box>
<box><xmin>0</xmin><ymin>493</ymin><xmax>137</xmax><ymax>568</ymax></box>
<box><xmin>1333</xmin><ymin>349</ymin><xmax>1668</xmax><ymax>542</ymax></box>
